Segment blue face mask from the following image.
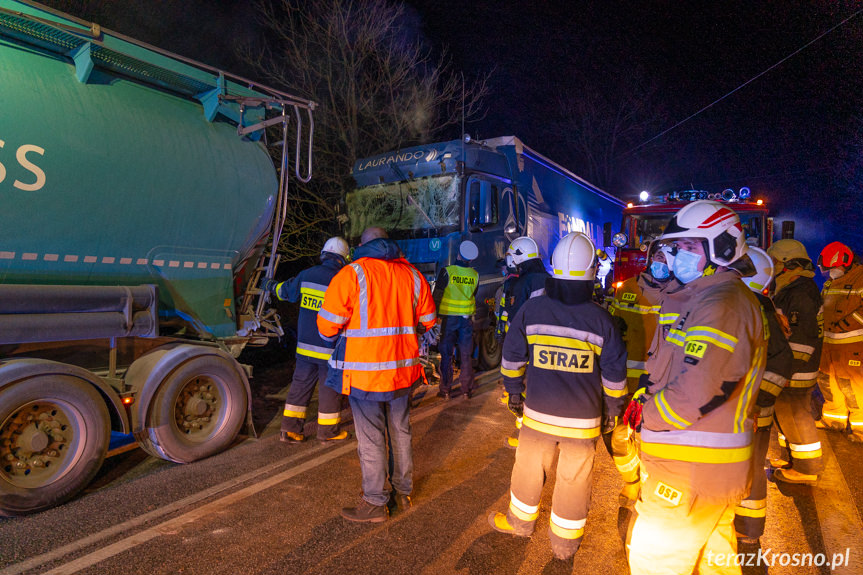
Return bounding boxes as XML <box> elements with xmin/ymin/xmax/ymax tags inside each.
<box><xmin>672</xmin><ymin>248</ymin><xmax>704</xmax><ymax>284</ymax></box>
<box><xmin>649</xmin><ymin>261</ymin><xmax>670</xmax><ymax>281</ymax></box>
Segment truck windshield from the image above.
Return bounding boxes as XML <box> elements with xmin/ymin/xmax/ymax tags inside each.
<box><xmin>345</xmin><ymin>175</ymin><xmax>461</xmax><ymax>241</ymax></box>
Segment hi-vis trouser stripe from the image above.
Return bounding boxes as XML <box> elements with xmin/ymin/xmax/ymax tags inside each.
<box><xmin>824</xmin><ymin>328</ymin><xmax>863</xmax><ymax>344</ymax></box>
<box><xmin>777</xmin><ymin>433</ymin><xmax>823</xmax><ymax>460</ymax></box>
<box><xmin>317</xmin><ymin>410</ymin><xmax>341</xmax><ymax>426</ymax></box>
<box><xmin>509</xmin><ymin>492</ymin><xmax>539</xmax><ymax>522</ymax></box>
<box><xmin>522</xmin><ymin>407</ymin><xmax>600</xmax><ymax>438</ymax></box>
<box><xmin>735</xmin><ymin>344</ymin><xmax>765</xmax><ymax>433</ymax></box>
<box><xmin>640</xmin><ymin>428</ymin><xmax>753</xmax><ymax>464</ymax></box>
<box><xmin>549</xmin><ymin>512</ymin><xmax>586</xmax><ymax>540</ymax></box>
<box><xmin>788</xmin><ymin>371</ymin><xmax>818</xmax><ymax>388</ymax></box>
<box><xmin>296</xmin><ymin>342</ymin><xmax>334</xmax><ymax>360</ymax></box>
<box><xmin>735</xmin><ymin>498</ymin><xmax>767</xmax><ymax>519</ymax></box>
<box><xmin>789</xmin><ymin>342</ymin><xmax>815</xmax><ymax>362</ymax></box>
<box><xmin>501</xmin><ymin>358</ymin><xmax>527</xmax><ymax>378</ymax></box>
<box><xmin>759</xmin><ymin>370</ymin><xmax>787</xmax><ymax>397</ymax></box>
<box><xmin>626</xmin><ymin>359</ymin><xmax>647</xmax><ymax>379</ymax></box>
<box><xmin>283</xmin><ymin>403</ymin><xmax>307</xmax><ymax>419</ymax></box>
<box><xmin>757</xmin><ymin>405</ymin><xmax>775</xmax><ymax>429</ymax></box>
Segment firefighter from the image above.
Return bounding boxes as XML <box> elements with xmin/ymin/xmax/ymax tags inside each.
<box><xmin>624</xmin><ymin>200</ymin><xmax>766</xmax><ymax>575</ymax></box>
<box><xmin>734</xmin><ymin>247</ymin><xmax>793</xmax><ymax>545</ymax></box>
<box><xmin>318</xmin><ymin>227</ymin><xmax>436</xmax><ymax>522</ymax></box>
<box><xmin>607</xmin><ymin>241</ymin><xmax>672</xmax><ymax>537</ymax></box>
<box><xmin>501</xmin><ymin>236</ymin><xmax>551</xmax><ymax>448</ymax></box>
<box><xmin>432</xmin><ymin>240</ymin><xmax>480</xmax><ymax>399</ymax></box>
<box><xmin>817</xmin><ymin>241</ymin><xmax>863</xmax><ymax>442</ymax></box>
<box><xmin>489</xmin><ymin>232</ymin><xmax>627</xmax><ymax>560</ymax></box>
<box><xmin>494</xmin><ymin>253</ymin><xmax>519</xmax><ymax>340</ymax></box>
<box><xmin>767</xmin><ymin>239</ymin><xmax>824</xmax><ymax>484</ymax></box>
<box><xmin>263</xmin><ymin>237</ymin><xmax>351</xmax><ymax>444</ymax></box>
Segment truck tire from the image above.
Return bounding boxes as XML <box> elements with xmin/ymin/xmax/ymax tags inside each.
<box><xmin>138</xmin><ymin>355</ymin><xmax>247</xmax><ymax>463</ymax></box>
<box><xmin>477</xmin><ymin>328</ymin><xmax>502</xmax><ymax>371</ymax></box>
<box><xmin>0</xmin><ymin>376</ymin><xmax>110</xmax><ymax>516</ymax></box>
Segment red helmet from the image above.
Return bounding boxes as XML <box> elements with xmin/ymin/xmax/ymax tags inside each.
<box><xmin>819</xmin><ymin>241</ymin><xmax>854</xmax><ymax>269</ymax></box>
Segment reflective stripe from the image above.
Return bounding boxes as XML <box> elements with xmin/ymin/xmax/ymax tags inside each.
<box><xmin>822</xmin><ymin>412</ymin><xmax>848</xmax><ymax>421</ymax></box>
<box><xmin>345</xmin><ymin>326</ymin><xmax>416</xmax><ymax>337</ymax></box>
<box><xmin>641</xmin><ymin>440</ymin><xmax>753</xmax><ymax>464</ymax></box>
<box><xmin>317</xmin><ymin>411</ymin><xmax>341</xmax><ymax>425</ymax></box>
<box><xmin>300</xmin><ymin>281</ymin><xmax>329</xmax><ymax>294</ymax></box>
<box><xmin>735</xmin><ymin>343</ymin><xmax>764</xmax><ymax>433</ymax></box>
<box><xmin>655</xmin><ymin>389</ymin><xmax>691</xmax><ymax>429</ymax></box>
<box><xmin>788</xmin><ymin>373</ymin><xmax>817</xmax><ymax>388</ymax></box>
<box><xmin>319</xmin><ymin>308</ymin><xmax>350</xmax><ymax>325</ymax></box>
<box><xmin>529</xmin><ymin>287</ymin><xmax>545</xmax><ymax>299</ymax></box>
<box><xmin>523</xmin><ymin>416</ymin><xmax>600</xmax><ymax>438</ymax></box>
<box><xmin>283</xmin><ymin>404</ymin><xmax>307</xmax><ymax>418</ymax></box>
<box><xmin>526</xmin><ymin>324</ymin><xmax>604</xmax><ymax>349</ymax></box>
<box><xmin>738</xmin><ymin>498</ymin><xmax>767</xmax><ymax>510</ymax></box>
<box><xmin>329</xmin><ymin>357</ymin><xmax>420</xmax><ymax>371</ymax></box>
<box><xmin>523</xmin><ymin>407</ymin><xmax>600</xmax><ymax>429</ymax></box>
<box><xmin>320</xmin><ymin>333</ymin><xmax>338</xmax><ymax>343</ymax></box>
<box><xmin>613</xmin><ymin>302</ymin><xmax>658</xmax><ymax>315</ymax></box>
<box><xmin>614</xmin><ymin>452</ymin><xmax>641</xmax><ymax>474</ymax></box>
<box><xmin>350</xmin><ymin>263</ymin><xmax>369</xmax><ymax>331</ymax></box>
<box><xmin>419</xmin><ymin>312</ymin><xmax>436</xmax><ymax>323</ymax></box>
<box><xmin>759</xmin><ymin>372</ymin><xmax>785</xmax><ymax>396</ymax></box>
<box><xmin>501</xmin><ymin>366</ymin><xmax>526</xmax><ymax>378</ymax></box>
<box><xmin>641</xmin><ymin>428</ymin><xmax>752</xmax><ymax>448</ymax></box>
<box><xmin>627</xmin><ymin>359</ymin><xmax>647</xmax><ymax>370</ymax></box>
<box><xmin>549</xmin><ymin>512</ymin><xmax>586</xmax><ymax>539</ymax></box>
<box><xmin>735</xmin><ymin>505</ymin><xmax>767</xmax><ymax>518</ymax></box>
<box><xmin>854</xmin><ymin>312</ymin><xmax>863</xmax><ymax>325</ymax></box>
<box><xmin>510</xmin><ymin>492</ymin><xmax>539</xmax><ymax>522</ymax></box>
<box><xmin>823</xmin><ymin>287</ymin><xmax>863</xmax><ymax>296</ymax></box>
<box><xmin>602</xmin><ymin>376</ymin><xmax>627</xmax><ymax>398</ymax></box>
<box><xmin>789</xmin><ymin>441</ymin><xmax>822</xmax><ymax>453</ymax></box>
<box><xmin>659</xmin><ymin>312</ymin><xmax>679</xmax><ymax>325</ymax></box>
<box><xmin>439</xmin><ymin>266</ymin><xmax>477</xmax><ymax>315</ymax></box>
<box><xmin>627</xmin><ymin>368</ymin><xmax>648</xmax><ymax>379</ymax></box>
<box><xmin>296</xmin><ymin>342</ymin><xmax>334</xmax><ymax>360</ymax></box>
<box><xmin>789</xmin><ymin>342</ymin><xmax>815</xmax><ymax>355</ymax></box>
<box><xmin>824</xmin><ymin>329</ymin><xmax>863</xmax><ymax>342</ymax></box>
<box><xmin>851</xmin><ymin>420</ymin><xmax>863</xmax><ymax>428</ymax></box>
<box><xmin>527</xmin><ymin>334</ymin><xmax>602</xmax><ymax>356</ymax></box>
<box><xmin>685</xmin><ymin>325</ymin><xmax>738</xmax><ymax>353</ymax></box>
<box><xmin>666</xmin><ymin>328</ymin><xmax>686</xmax><ymax>347</ymax></box>
<box><xmin>411</xmin><ymin>267</ymin><xmax>421</xmax><ymax>309</ymax></box>
<box><xmin>778</xmin><ymin>433</ymin><xmax>787</xmax><ymax>447</ymax></box>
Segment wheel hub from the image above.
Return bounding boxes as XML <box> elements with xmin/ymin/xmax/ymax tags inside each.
<box><xmin>1</xmin><ymin>402</ymin><xmax>72</xmax><ymax>487</ymax></box>
<box><xmin>175</xmin><ymin>377</ymin><xmax>220</xmax><ymax>438</ymax></box>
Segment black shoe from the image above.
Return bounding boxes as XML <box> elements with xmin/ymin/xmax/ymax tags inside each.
<box><xmin>340</xmin><ymin>499</ymin><xmax>388</xmax><ymax>523</ymax></box>
<box><xmin>390</xmin><ymin>493</ymin><xmax>412</xmax><ymax>514</ymax></box>
<box><xmin>437</xmin><ymin>390</ymin><xmax>452</xmax><ymax>399</ymax></box>
<box><xmin>465</xmin><ymin>388</ymin><xmax>474</xmax><ymax>399</ymax></box>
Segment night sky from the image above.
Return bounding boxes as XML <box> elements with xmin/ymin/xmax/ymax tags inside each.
<box><xmin>41</xmin><ymin>0</ymin><xmax>863</xmax><ymax>254</ymax></box>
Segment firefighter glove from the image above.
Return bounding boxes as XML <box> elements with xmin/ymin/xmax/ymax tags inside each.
<box><xmin>622</xmin><ymin>387</ymin><xmax>648</xmax><ymax>432</ymax></box>
<box><xmin>260</xmin><ymin>277</ymin><xmax>279</xmax><ymax>296</ymax></box>
<box><xmin>507</xmin><ymin>392</ymin><xmax>524</xmax><ymax>418</ymax></box>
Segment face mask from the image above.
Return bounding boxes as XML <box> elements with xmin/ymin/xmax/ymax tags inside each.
<box><xmin>672</xmin><ymin>248</ymin><xmax>704</xmax><ymax>284</ymax></box>
<box><xmin>649</xmin><ymin>261</ymin><xmax>670</xmax><ymax>281</ymax></box>
<box><xmin>829</xmin><ymin>267</ymin><xmax>846</xmax><ymax>280</ymax></box>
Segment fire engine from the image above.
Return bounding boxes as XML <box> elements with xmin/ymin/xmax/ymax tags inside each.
<box><xmin>611</xmin><ymin>187</ymin><xmax>772</xmax><ymax>285</ymax></box>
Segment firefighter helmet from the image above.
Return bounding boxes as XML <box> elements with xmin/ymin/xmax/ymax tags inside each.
<box><xmin>459</xmin><ymin>240</ymin><xmax>479</xmax><ymax>261</ymax></box>
<box><xmin>321</xmin><ymin>237</ymin><xmax>350</xmax><ymax>260</ymax></box>
<box><xmin>661</xmin><ymin>200</ymin><xmax>747</xmax><ymax>266</ymax></box>
<box><xmin>819</xmin><ymin>241</ymin><xmax>854</xmax><ymax>269</ymax></box>
<box><xmin>767</xmin><ymin>239</ymin><xmax>810</xmax><ymax>264</ymax></box>
<box><xmin>742</xmin><ymin>247</ymin><xmax>774</xmax><ymax>293</ymax></box>
<box><xmin>551</xmin><ymin>232</ymin><xmax>596</xmax><ymax>281</ymax></box>
<box><xmin>507</xmin><ymin>237</ymin><xmax>540</xmax><ymax>266</ymax></box>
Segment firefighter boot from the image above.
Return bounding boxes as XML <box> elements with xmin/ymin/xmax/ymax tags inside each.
<box><xmin>280</xmin><ymin>431</ymin><xmax>304</xmax><ymax>444</ymax></box>
<box><xmin>773</xmin><ymin>468</ymin><xmax>818</xmax><ymax>486</ymax></box>
<box><xmin>488</xmin><ymin>512</ymin><xmax>532</xmax><ymax>537</ymax></box>
<box><xmin>319</xmin><ymin>430</ymin><xmax>351</xmax><ymax>445</ymax></box>
<box><xmin>340</xmin><ymin>499</ymin><xmax>388</xmax><ymax>523</ymax></box>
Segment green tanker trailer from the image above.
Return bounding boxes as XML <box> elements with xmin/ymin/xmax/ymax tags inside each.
<box><xmin>0</xmin><ymin>0</ymin><xmax>314</xmax><ymax>515</ymax></box>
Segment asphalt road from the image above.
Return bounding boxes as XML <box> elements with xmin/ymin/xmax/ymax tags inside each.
<box><xmin>1</xmin><ymin>362</ymin><xmax>862</xmax><ymax>575</ymax></box>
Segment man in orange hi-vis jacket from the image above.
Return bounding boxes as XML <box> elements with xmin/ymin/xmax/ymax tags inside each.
<box><xmin>318</xmin><ymin>227</ymin><xmax>437</xmax><ymax>523</ymax></box>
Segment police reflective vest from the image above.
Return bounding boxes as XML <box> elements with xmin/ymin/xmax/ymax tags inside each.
<box><xmin>641</xmin><ymin>271</ymin><xmax>766</xmax><ymax>503</ymax></box>
<box><xmin>439</xmin><ymin>265</ymin><xmax>478</xmax><ymax>316</ymax></box>
<box><xmin>317</xmin><ymin>238</ymin><xmax>437</xmax><ymax>400</ymax></box>
<box><xmin>273</xmin><ymin>256</ymin><xmax>344</xmax><ymax>363</ymax></box>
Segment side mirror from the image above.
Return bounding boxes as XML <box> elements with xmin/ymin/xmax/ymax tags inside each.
<box><xmin>603</xmin><ymin>222</ymin><xmax>612</xmax><ymax>247</ymax></box>
<box><xmin>781</xmin><ymin>220</ymin><xmax>795</xmax><ymax>239</ymax></box>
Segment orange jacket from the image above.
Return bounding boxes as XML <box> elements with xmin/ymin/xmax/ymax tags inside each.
<box><xmin>318</xmin><ymin>238</ymin><xmax>436</xmax><ymax>400</ymax></box>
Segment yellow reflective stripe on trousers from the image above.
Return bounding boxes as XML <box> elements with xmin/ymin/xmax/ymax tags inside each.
<box><xmin>510</xmin><ymin>492</ymin><xmax>539</xmax><ymax>522</ymax></box>
<box><xmin>789</xmin><ymin>441</ymin><xmax>822</xmax><ymax>459</ymax></box>
<box><xmin>549</xmin><ymin>513</ymin><xmax>586</xmax><ymax>539</ymax></box>
<box><xmin>283</xmin><ymin>404</ymin><xmax>307</xmax><ymax>418</ymax></box>
<box><xmin>317</xmin><ymin>412</ymin><xmax>341</xmax><ymax>425</ymax></box>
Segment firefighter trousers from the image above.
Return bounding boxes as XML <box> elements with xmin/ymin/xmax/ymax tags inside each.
<box><xmin>774</xmin><ymin>386</ymin><xmax>823</xmax><ymax>475</ymax></box>
<box><xmin>281</xmin><ymin>358</ymin><xmax>344</xmax><ymax>439</ymax></box>
<box><xmin>629</xmin><ymin>492</ymin><xmax>740</xmax><ymax>575</ymax></box>
<box><xmin>818</xmin><ymin>343</ymin><xmax>863</xmax><ymax>438</ymax></box>
<box><xmin>734</xmin><ymin>425</ymin><xmax>770</xmax><ymax>540</ymax></box>
<box><xmin>505</xmin><ymin>426</ymin><xmax>596</xmax><ymax>560</ymax></box>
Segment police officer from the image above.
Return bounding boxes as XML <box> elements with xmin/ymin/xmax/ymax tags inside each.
<box><xmin>624</xmin><ymin>201</ymin><xmax>766</xmax><ymax>575</ymax></box>
<box><xmin>264</xmin><ymin>237</ymin><xmax>351</xmax><ymax>444</ymax></box>
<box><xmin>767</xmin><ymin>239</ymin><xmax>824</xmax><ymax>484</ymax></box>
<box><xmin>432</xmin><ymin>240</ymin><xmax>480</xmax><ymax>399</ymax></box>
<box><xmin>735</xmin><ymin>247</ymin><xmax>793</xmax><ymax>546</ymax></box>
<box><xmin>490</xmin><ymin>232</ymin><xmax>627</xmax><ymax>560</ymax></box>
<box><xmin>817</xmin><ymin>241</ymin><xmax>863</xmax><ymax>442</ymax></box>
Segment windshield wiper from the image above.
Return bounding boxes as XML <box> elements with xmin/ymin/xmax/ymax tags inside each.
<box><xmin>407</xmin><ymin>194</ymin><xmax>438</xmax><ymax>236</ymax></box>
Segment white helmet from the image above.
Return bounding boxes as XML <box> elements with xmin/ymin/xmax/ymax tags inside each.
<box><xmin>742</xmin><ymin>247</ymin><xmax>774</xmax><ymax>293</ymax></box>
<box><xmin>459</xmin><ymin>240</ymin><xmax>479</xmax><ymax>261</ymax></box>
<box><xmin>321</xmin><ymin>237</ymin><xmax>350</xmax><ymax>260</ymax></box>
<box><xmin>507</xmin><ymin>236</ymin><xmax>540</xmax><ymax>266</ymax></box>
<box><xmin>551</xmin><ymin>232</ymin><xmax>596</xmax><ymax>281</ymax></box>
<box><xmin>661</xmin><ymin>200</ymin><xmax>747</xmax><ymax>266</ymax></box>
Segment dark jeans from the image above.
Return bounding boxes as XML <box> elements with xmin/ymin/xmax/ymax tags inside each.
<box><xmin>349</xmin><ymin>392</ymin><xmax>413</xmax><ymax>507</ymax></box>
<box><xmin>439</xmin><ymin>315</ymin><xmax>474</xmax><ymax>394</ymax></box>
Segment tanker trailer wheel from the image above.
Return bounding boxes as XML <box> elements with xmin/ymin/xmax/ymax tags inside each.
<box><xmin>477</xmin><ymin>328</ymin><xmax>502</xmax><ymax>371</ymax></box>
<box><xmin>138</xmin><ymin>355</ymin><xmax>247</xmax><ymax>463</ymax></box>
<box><xmin>0</xmin><ymin>376</ymin><xmax>110</xmax><ymax>516</ymax></box>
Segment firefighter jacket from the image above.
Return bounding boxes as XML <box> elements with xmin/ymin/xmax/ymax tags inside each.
<box><xmin>753</xmin><ymin>292</ymin><xmax>793</xmax><ymax>427</ymax></box>
<box><xmin>273</xmin><ymin>255</ymin><xmax>345</xmax><ymax>364</ymax></box>
<box><xmin>610</xmin><ymin>273</ymin><xmax>664</xmax><ymax>389</ymax></box>
<box><xmin>495</xmin><ymin>273</ymin><xmax>518</xmax><ymax>336</ymax></box>
<box><xmin>773</xmin><ymin>273</ymin><xmax>822</xmax><ymax>388</ymax></box>
<box><xmin>318</xmin><ymin>238</ymin><xmax>437</xmax><ymax>401</ymax></box>
<box><xmin>433</xmin><ymin>263</ymin><xmax>479</xmax><ymax>317</ymax></box>
<box><xmin>505</xmin><ymin>259</ymin><xmax>550</xmax><ymax>322</ymax></box>
<box><xmin>501</xmin><ymin>279</ymin><xmax>628</xmax><ymax>439</ymax></box>
<box><xmin>821</xmin><ymin>263</ymin><xmax>863</xmax><ymax>346</ymax></box>
<box><xmin>641</xmin><ymin>270</ymin><xmax>766</xmax><ymax>503</ymax></box>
